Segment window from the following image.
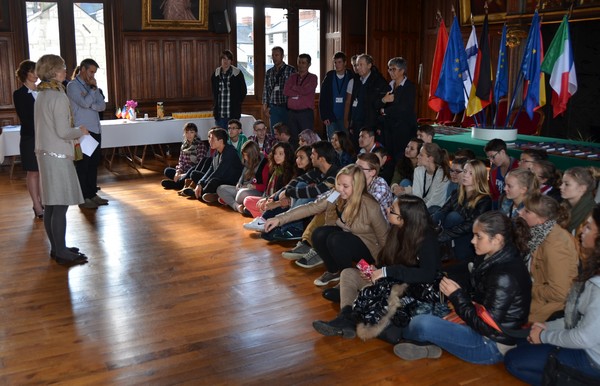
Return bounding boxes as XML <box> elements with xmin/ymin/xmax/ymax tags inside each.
<box><xmin>236</xmin><ymin>6</ymin><xmax>254</xmax><ymax>95</ymax></box>
<box><xmin>25</xmin><ymin>1</ymin><xmax>108</xmax><ymax>100</ymax></box>
<box><xmin>265</xmin><ymin>7</ymin><xmax>288</xmax><ymax>72</ymax></box>
<box><xmin>299</xmin><ymin>9</ymin><xmax>320</xmax><ymax>92</ymax></box>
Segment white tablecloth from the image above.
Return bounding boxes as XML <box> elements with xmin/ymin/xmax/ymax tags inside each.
<box><xmin>1</xmin><ymin>115</ymin><xmax>256</xmax><ymax>156</ymax></box>
<box><xmin>100</xmin><ymin>115</ymin><xmax>256</xmax><ymax>148</ymax></box>
<box><xmin>0</xmin><ymin>126</ymin><xmax>21</xmax><ymax>163</ymax></box>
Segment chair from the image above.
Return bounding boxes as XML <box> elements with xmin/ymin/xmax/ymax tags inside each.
<box><xmin>417</xmin><ymin>107</ymin><xmax>459</xmax><ymax>126</ymax></box>
<box><xmin>509</xmin><ymin>109</ymin><xmax>545</xmax><ymax>136</ymax></box>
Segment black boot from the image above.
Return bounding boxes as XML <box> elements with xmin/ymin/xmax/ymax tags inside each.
<box><xmin>312</xmin><ymin>306</ymin><xmax>356</xmax><ymax>339</ymax></box>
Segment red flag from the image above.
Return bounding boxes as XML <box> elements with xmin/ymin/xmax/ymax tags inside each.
<box><xmin>428</xmin><ymin>18</ymin><xmax>449</xmax><ymax>112</ymax></box>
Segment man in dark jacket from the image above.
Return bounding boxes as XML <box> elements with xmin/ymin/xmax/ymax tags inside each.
<box><xmin>185</xmin><ymin>128</ymin><xmax>243</xmax><ymax>203</ymax></box>
<box><xmin>211</xmin><ymin>50</ymin><xmax>247</xmax><ymax>130</ymax></box>
<box><xmin>347</xmin><ymin>54</ymin><xmax>389</xmax><ymax>146</ymax></box>
<box><xmin>319</xmin><ymin>51</ymin><xmax>353</xmax><ymax>140</ymax></box>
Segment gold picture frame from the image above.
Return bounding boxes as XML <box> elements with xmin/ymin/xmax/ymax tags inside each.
<box><xmin>142</xmin><ymin>0</ymin><xmax>209</xmax><ymax>30</ymax></box>
<box><xmin>460</xmin><ymin>0</ymin><xmax>507</xmax><ymax>25</ymax></box>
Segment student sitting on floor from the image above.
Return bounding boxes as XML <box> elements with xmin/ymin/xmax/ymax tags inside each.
<box><xmin>161</xmin><ymin>122</ymin><xmax>208</xmax><ymax>191</ymax></box>
<box><xmin>499</xmin><ymin>168</ymin><xmax>539</xmax><ymax>219</ymax></box>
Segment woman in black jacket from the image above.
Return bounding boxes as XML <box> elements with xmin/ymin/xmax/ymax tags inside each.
<box><xmin>433</xmin><ymin>159</ymin><xmax>492</xmax><ymax>260</ymax></box>
<box><xmin>394</xmin><ymin>211</ymin><xmax>532</xmax><ymax>364</ymax></box>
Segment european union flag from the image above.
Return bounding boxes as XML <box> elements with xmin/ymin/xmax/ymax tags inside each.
<box><xmin>434</xmin><ymin>16</ymin><xmax>469</xmax><ymax>114</ymax></box>
<box><xmin>494</xmin><ymin>24</ymin><xmax>508</xmax><ymax>102</ymax></box>
<box><xmin>520</xmin><ymin>10</ymin><xmax>545</xmax><ymax>119</ymax></box>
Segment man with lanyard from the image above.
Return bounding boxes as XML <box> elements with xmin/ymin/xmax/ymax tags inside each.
<box><xmin>346</xmin><ymin>54</ymin><xmax>388</xmax><ymax>147</ymax></box>
<box><xmin>262</xmin><ymin>46</ymin><xmax>296</xmax><ymax>133</ymax></box>
<box><xmin>211</xmin><ymin>49</ymin><xmax>247</xmax><ymax>130</ymax></box>
<box><xmin>67</xmin><ymin>58</ymin><xmax>107</xmax><ymax>209</ymax></box>
<box><xmin>284</xmin><ymin>53</ymin><xmax>318</xmax><ymax>146</ymax></box>
<box><xmin>319</xmin><ymin>51</ymin><xmax>353</xmax><ymax>140</ymax></box>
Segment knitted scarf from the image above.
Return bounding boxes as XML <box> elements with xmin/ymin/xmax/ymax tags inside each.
<box><xmin>37</xmin><ymin>79</ymin><xmax>74</xmax><ymax>127</ymax></box>
<box><xmin>568</xmin><ymin>193</ymin><xmax>595</xmax><ymax>234</ymax></box>
<box><xmin>265</xmin><ymin>166</ymin><xmax>283</xmax><ymax>196</ymax></box>
<box><xmin>525</xmin><ymin>220</ymin><xmax>556</xmax><ymax>264</ymax></box>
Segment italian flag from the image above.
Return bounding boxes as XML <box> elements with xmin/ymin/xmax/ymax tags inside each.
<box><xmin>541</xmin><ymin>16</ymin><xmax>577</xmax><ymax>118</ymax></box>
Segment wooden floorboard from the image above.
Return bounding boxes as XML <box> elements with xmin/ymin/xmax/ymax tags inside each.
<box><xmin>0</xmin><ymin>157</ymin><xmax>525</xmax><ymax>385</ymax></box>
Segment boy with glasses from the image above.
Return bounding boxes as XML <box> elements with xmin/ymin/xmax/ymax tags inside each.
<box><xmin>484</xmin><ymin>138</ymin><xmax>519</xmax><ymax>208</ymax></box>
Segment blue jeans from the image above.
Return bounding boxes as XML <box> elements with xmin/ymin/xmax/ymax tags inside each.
<box><xmin>402</xmin><ymin>314</ymin><xmax>504</xmax><ymax>365</ymax></box>
<box><xmin>326</xmin><ymin>119</ymin><xmax>347</xmax><ymax>140</ymax></box>
<box><xmin>214</xmin><ymin>117</ymin><xmax>230</xmax><ymax>130</ymax></box>
<box><xmin>399</xmin><ymin>178</ymin><xmax>412</xmax><ymax>188</ymax></box>
<box><xmin>432</xmin><ymin>210</ymin><xmax>475</xmax><ymax>260</ymax></box>
<box><xmin>269</xmin><ymin>105</ymin><xmax>288</xmax><ymax>134</ymax></box>
<box><xmin>505</xmin><ymin>343</ymin><xmax>600</xmax><ymax>386</ymax></box>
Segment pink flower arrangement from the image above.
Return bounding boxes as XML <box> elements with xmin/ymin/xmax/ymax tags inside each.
<box><xmin>125</xmin><ymin>100</ymin><xmax>138</xmax><ymax>109</ymax></box>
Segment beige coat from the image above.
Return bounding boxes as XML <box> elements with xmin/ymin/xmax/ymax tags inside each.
<box><xmin>275</xmin><ymin>192</ymin><xmax>389</xmax><ymax>259</ymax></box>
<box><xmin>529</xmin><ymin>224</ymin><xmax>579</xmax><ymax>323</ymax></box>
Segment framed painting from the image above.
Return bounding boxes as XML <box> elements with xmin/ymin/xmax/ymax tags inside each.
<box><xmin>142</xmin><ymin>0</ymin><xmax>209</xmax><ymax>30</ymax></box>
<box><xmin>460</xmin><ymin>0</ymin><xmax>507</xmax><ymax>25</ymax></box>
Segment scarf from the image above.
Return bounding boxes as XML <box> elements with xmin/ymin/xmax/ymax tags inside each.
<box><xmin>37</xmin><ymin>79</ymin><xmax>74</xmax><ymax>127</ymax></box>
<box><xmin>265</xmin><ymin>166</ymin><xmax>283</xmax><ymax>196</ymax></box>
<box><xmin>568</xmin><ymin>192</ymin><xmax>595</xmax><ymax>234</ymax></box>
<box><xmin>525</xmin><ymin>219</ymin><xmax>556</xmax><ymax>265</ymax></box>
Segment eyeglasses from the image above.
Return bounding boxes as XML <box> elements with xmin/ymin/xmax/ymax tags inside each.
<box><xmin>450</xmin><ymin>169</ymin><xmax>463</xmax><ymax>174</ymax></box>
<box><xmin>359</xmin><ymin>167</ymin><xmax>374</xmax><ymax>172</ymax></box>
<box><xmin>388</xmin><ymin>67</ymin><xmax>400</xmax><ymax>72</ymax></box>
<box><xmin>487</xmin><ymin>151</ymin><xmax>500</xmax><ymax>161</ymax></box>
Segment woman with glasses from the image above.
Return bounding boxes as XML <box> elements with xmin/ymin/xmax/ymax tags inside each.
<box><xmin>312</xmin><ymin>194</ymin><xmax>441</xmax><ymax>340</ymax></box>
<box><xmin>377</xmin><ymin>57</ymin><xmax>417</xmax><ymax>162</ymax></box>
<box><xmin>433</xmin><ymin>159</ymin><xmax>492</xmax><ymax>261</ymax></box>
<box><xmin>446</xmin><ymin>156</ymin><xmax>468</xmax><ymax>197</ymax></box>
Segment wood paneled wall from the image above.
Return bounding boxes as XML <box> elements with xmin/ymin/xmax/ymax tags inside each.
<box><xmin>0</xmin><ymin>33</ymin><xmax>17</xmax><ymax>127</ymax></box>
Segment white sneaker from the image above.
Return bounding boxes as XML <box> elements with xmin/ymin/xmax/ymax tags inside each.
<box><xmin>243</xmin><ymin>217</ymin><xmax>266</xmax><ymax>232</ymax></box>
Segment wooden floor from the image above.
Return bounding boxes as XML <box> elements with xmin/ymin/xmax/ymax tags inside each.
<box><xmin>0</xmin><ymin>156</ymin><xmax>526</xmax><ymax>385</ymax></box>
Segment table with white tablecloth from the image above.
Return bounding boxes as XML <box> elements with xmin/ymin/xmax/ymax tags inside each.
<box><xmin>0</xmin><ymin>126</ymin><xmax>22</xmax><ymax>178</ymax></box>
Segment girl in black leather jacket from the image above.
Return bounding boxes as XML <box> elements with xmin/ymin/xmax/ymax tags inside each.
<box><xmin>394</xmin><ymin>211</ymin><xmax>532</xmax><ymax>364</ymax></box>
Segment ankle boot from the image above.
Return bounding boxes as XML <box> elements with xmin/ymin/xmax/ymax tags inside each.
<box><xmin>312</xmin><ymin>306</ymin><xmax>356</xmax><ymax>339</ymax></box>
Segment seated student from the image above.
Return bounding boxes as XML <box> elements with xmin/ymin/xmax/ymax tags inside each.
<box><xmin>331</xmin><ymin>130</ymin><xmax>356</xmax><ymax>167</ymax></box>
<box><xmin>531</xmin><ymin>159</ymin><xmax>562</xmax><ymax>202</ymax></box>
<box><xmin>286</xmin><ymin>152</ymin><xmax>393</xmax><ymax>270</ymax></box>
<box><xmin>312</xmin><ymin>194</ymin><xmax>441</xmax><ymax>340</ymax></box>
<box><xmin>240</xmin><ymin>142</ymin><xmax>296</xmax><ymax>217</ymax></box>
<box><xmin>216</xmin><ymin>141</ymin><xmax>270</xmax><ymax>213</ymax></box>
<box><xmin>372</xmin><ymin>147</ymin><xmax>394</xmax><ymax>185</ymax></box>
<box><xmin>258</xmin><ymin>141</ymin><xmax>341</xmax><ymax>240</ymax></box>
<box><xmin>519</xmin><ymin>148</ymin><xmax>548</xmax><ymax>171</ymax></box>
<box><xmin>273</xmin><ymin>122</ymin><xmax>293</xmax><ymax>148</ymax></box>
<box><xmin>390</xmin><ymin>138</ymin><xmax>423</xmax><ymax>196</ymax></box>
<box><xmin>561</xmin><ymin>166</ymin><xmax>599</xmax><ymax>236</ymax></box>
<box><xmin>499</xmin><ymin>168</ymin><xmax>539</xmax><ymax>219</ymax></box>
<box><xmin>433</xmin><ymin>159</ymin><xmax>492</xmax><ymax>261</ymax></box>
<box><xmin>161</xmin><ymin>122</ymin><xmax>208</xmax><ymax>191</ymax></box>
<box><xmin>298</xmin><ymin>129</ymin><xmax>321</xmax><ymax>148</ymax></box>
<box><xmin>416</xmin><ymin>124</ymin><xmax>435</xmax><ymax>144</ymax></box>
<box><xmin>505</xmin><ymin>205</ymin><xmax>600</xmax><ymax>385</ymax></box>
<box><xmin>485</xmin><ymin>138</ymin><xmax>520</xmax><ymax>208</ymax></box>
<box><xmin>446</xmin><ymin>156</ymin><xmax>468</xmax><ymax>198</ymax></box>
<box><xmin>357</xmin><ymin>127</ymin><xmax>382</xmax><ymax>154</ymax></box>
<box><xmin>248</xmin><ymin>119</ymin><xmax>276</xmax><ymax>155</ymax></box>
<box><xmin>393</xmin><ymin>211</ymin><xmax>532</xmax><ymax>364</ymax></box>
<box><xmin>519</xmin><ymin>194</ymin><xmax>579</xmax><ymax>323</ymax></box>
<box><xmin>264</xmin><ymin>165</ymin><xmax>389</xmax><ymax>286</ymax></box>
<box><xmin>183</xmin><ymin>127</ymin><xmax>243</xmax><ymax>203</ymax></box>
<box><xmin>412</xmin><ymin>143</ymin><xmax>451</xmax><ymax>212</ymax></box>
<box><xmin>227</xmin><ymin>119</ymin><xmax>248</xmax><ymax>160</ymax></box>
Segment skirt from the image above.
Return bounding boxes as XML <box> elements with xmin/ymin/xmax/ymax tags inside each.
<box><xmin>38</xmin><ymin>154</ymin><xmax>84</xmax><ymax>206</ymax></box>
<box><xmin>19</xmin><ymin>135</ymin><xmax>39</xmax><ymax>171</ymax></box>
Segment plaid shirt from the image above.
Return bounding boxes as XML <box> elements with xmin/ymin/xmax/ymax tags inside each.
<box><xmin>217</xmin><ymin>68</ymin><xmax>232</xmax><ymax>118</ymax></box>
<box><xmin>368</xmin><ymin>176</ymin><xmax>393</xmax><ymax>220</ymax></box>
<box><xmin>262</xmin><ymin>62</ymin><xmax>296</xmax><ymax>106</ymax></box>
<box><xmin>177</xmin><ymin>137</ymin><xmax>208</xmax><ymax>174</ymax></box>
<box><xmin>248</xmin><ymin>134</ymin><xmax>276</xmax><ymax>155</ymax></box>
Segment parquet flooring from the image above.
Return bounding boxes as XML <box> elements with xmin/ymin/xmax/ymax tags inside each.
<box><xmin>0</xmin><ymin>156</ymin><xmax>525</xmax><ymax>385</ymax></box>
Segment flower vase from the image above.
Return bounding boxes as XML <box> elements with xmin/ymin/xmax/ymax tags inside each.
<box><xmin>128</xmin><ymin>110</ymin><xmax>136</xmax><ymax>122</ymax></box>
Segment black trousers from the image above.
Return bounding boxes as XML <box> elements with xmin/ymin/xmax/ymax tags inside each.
<box><xmin>311</xmin><ymin>226</ymin><xmax>374</xmax><ymax>273</ymax></box>
<box><xmin>75</xmin><ymin>131</ymin><xmax>101</xmax><ymax>199</ymax></box>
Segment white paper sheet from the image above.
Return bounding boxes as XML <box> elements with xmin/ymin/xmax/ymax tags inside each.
<box><xmin>79</xmin><ymin>134</ymin><xmax>99</xmax><ymax>156</ymax></box>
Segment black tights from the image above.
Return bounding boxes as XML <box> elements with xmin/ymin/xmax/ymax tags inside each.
<box><xmin>43</xmin><ymin>205</ymin><xmax>68</xmax><ymax>254</ymax></box>
<box><xmin>311</xmin><ymin>226</ymin><xmax>374</xmax><ymax>273</ymax></box>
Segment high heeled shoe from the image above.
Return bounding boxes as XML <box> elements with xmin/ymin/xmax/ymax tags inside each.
<box><xmin>33</xmin><ymin>207</ymin><xmax>44</xmax><ymax>219</ymax></box>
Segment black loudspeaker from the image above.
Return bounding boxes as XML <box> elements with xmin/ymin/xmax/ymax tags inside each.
<box><xmin>211</xmin><ymin>10</ymin><xmax>231</xmax><ymax>34</ymax></box>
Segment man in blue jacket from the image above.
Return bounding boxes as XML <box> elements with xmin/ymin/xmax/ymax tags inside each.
<box><xmin>319</xmin><ymin>52</ymin><xmax>353</xmax><ymax>140</ymax></box>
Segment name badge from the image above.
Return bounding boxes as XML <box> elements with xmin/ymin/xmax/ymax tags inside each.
<box><xmin>327</xmin><ymin>191</ymin><xmax>341</xmax><ymax>203</ymax></box>
<box><xmin>335</xmin><ymin>97</ymin><xmax>343</xmax><ymax>104</ymax></box>
<box><xmin>274</xmin><ymin>86</ymin><xmax>280</xmax><ymax>91</ymax></box>
<box><xmin>352</xmin><ymin>99</ymin><xmax>358</xmax><ymax>107</ymax></box>
<box><xmin>292</xmin><ymin>96</ymin><xmax>299</xmax><ymax>100</ymax></box>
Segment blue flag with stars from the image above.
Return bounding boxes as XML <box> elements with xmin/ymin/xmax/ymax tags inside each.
<box><xmin>434</xmin><ymin>16</ymin><xmax>469</xmax><ymax>114</ymax></box>
<box><xmin>520</xmin><ymin>10</ymin><xmax>545</xmax><ymax>119</ymax></box>
<box><xmin>494</xmin><ymin>24</ymin><xmax>508</xmax><ymax>102</ymax></box>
